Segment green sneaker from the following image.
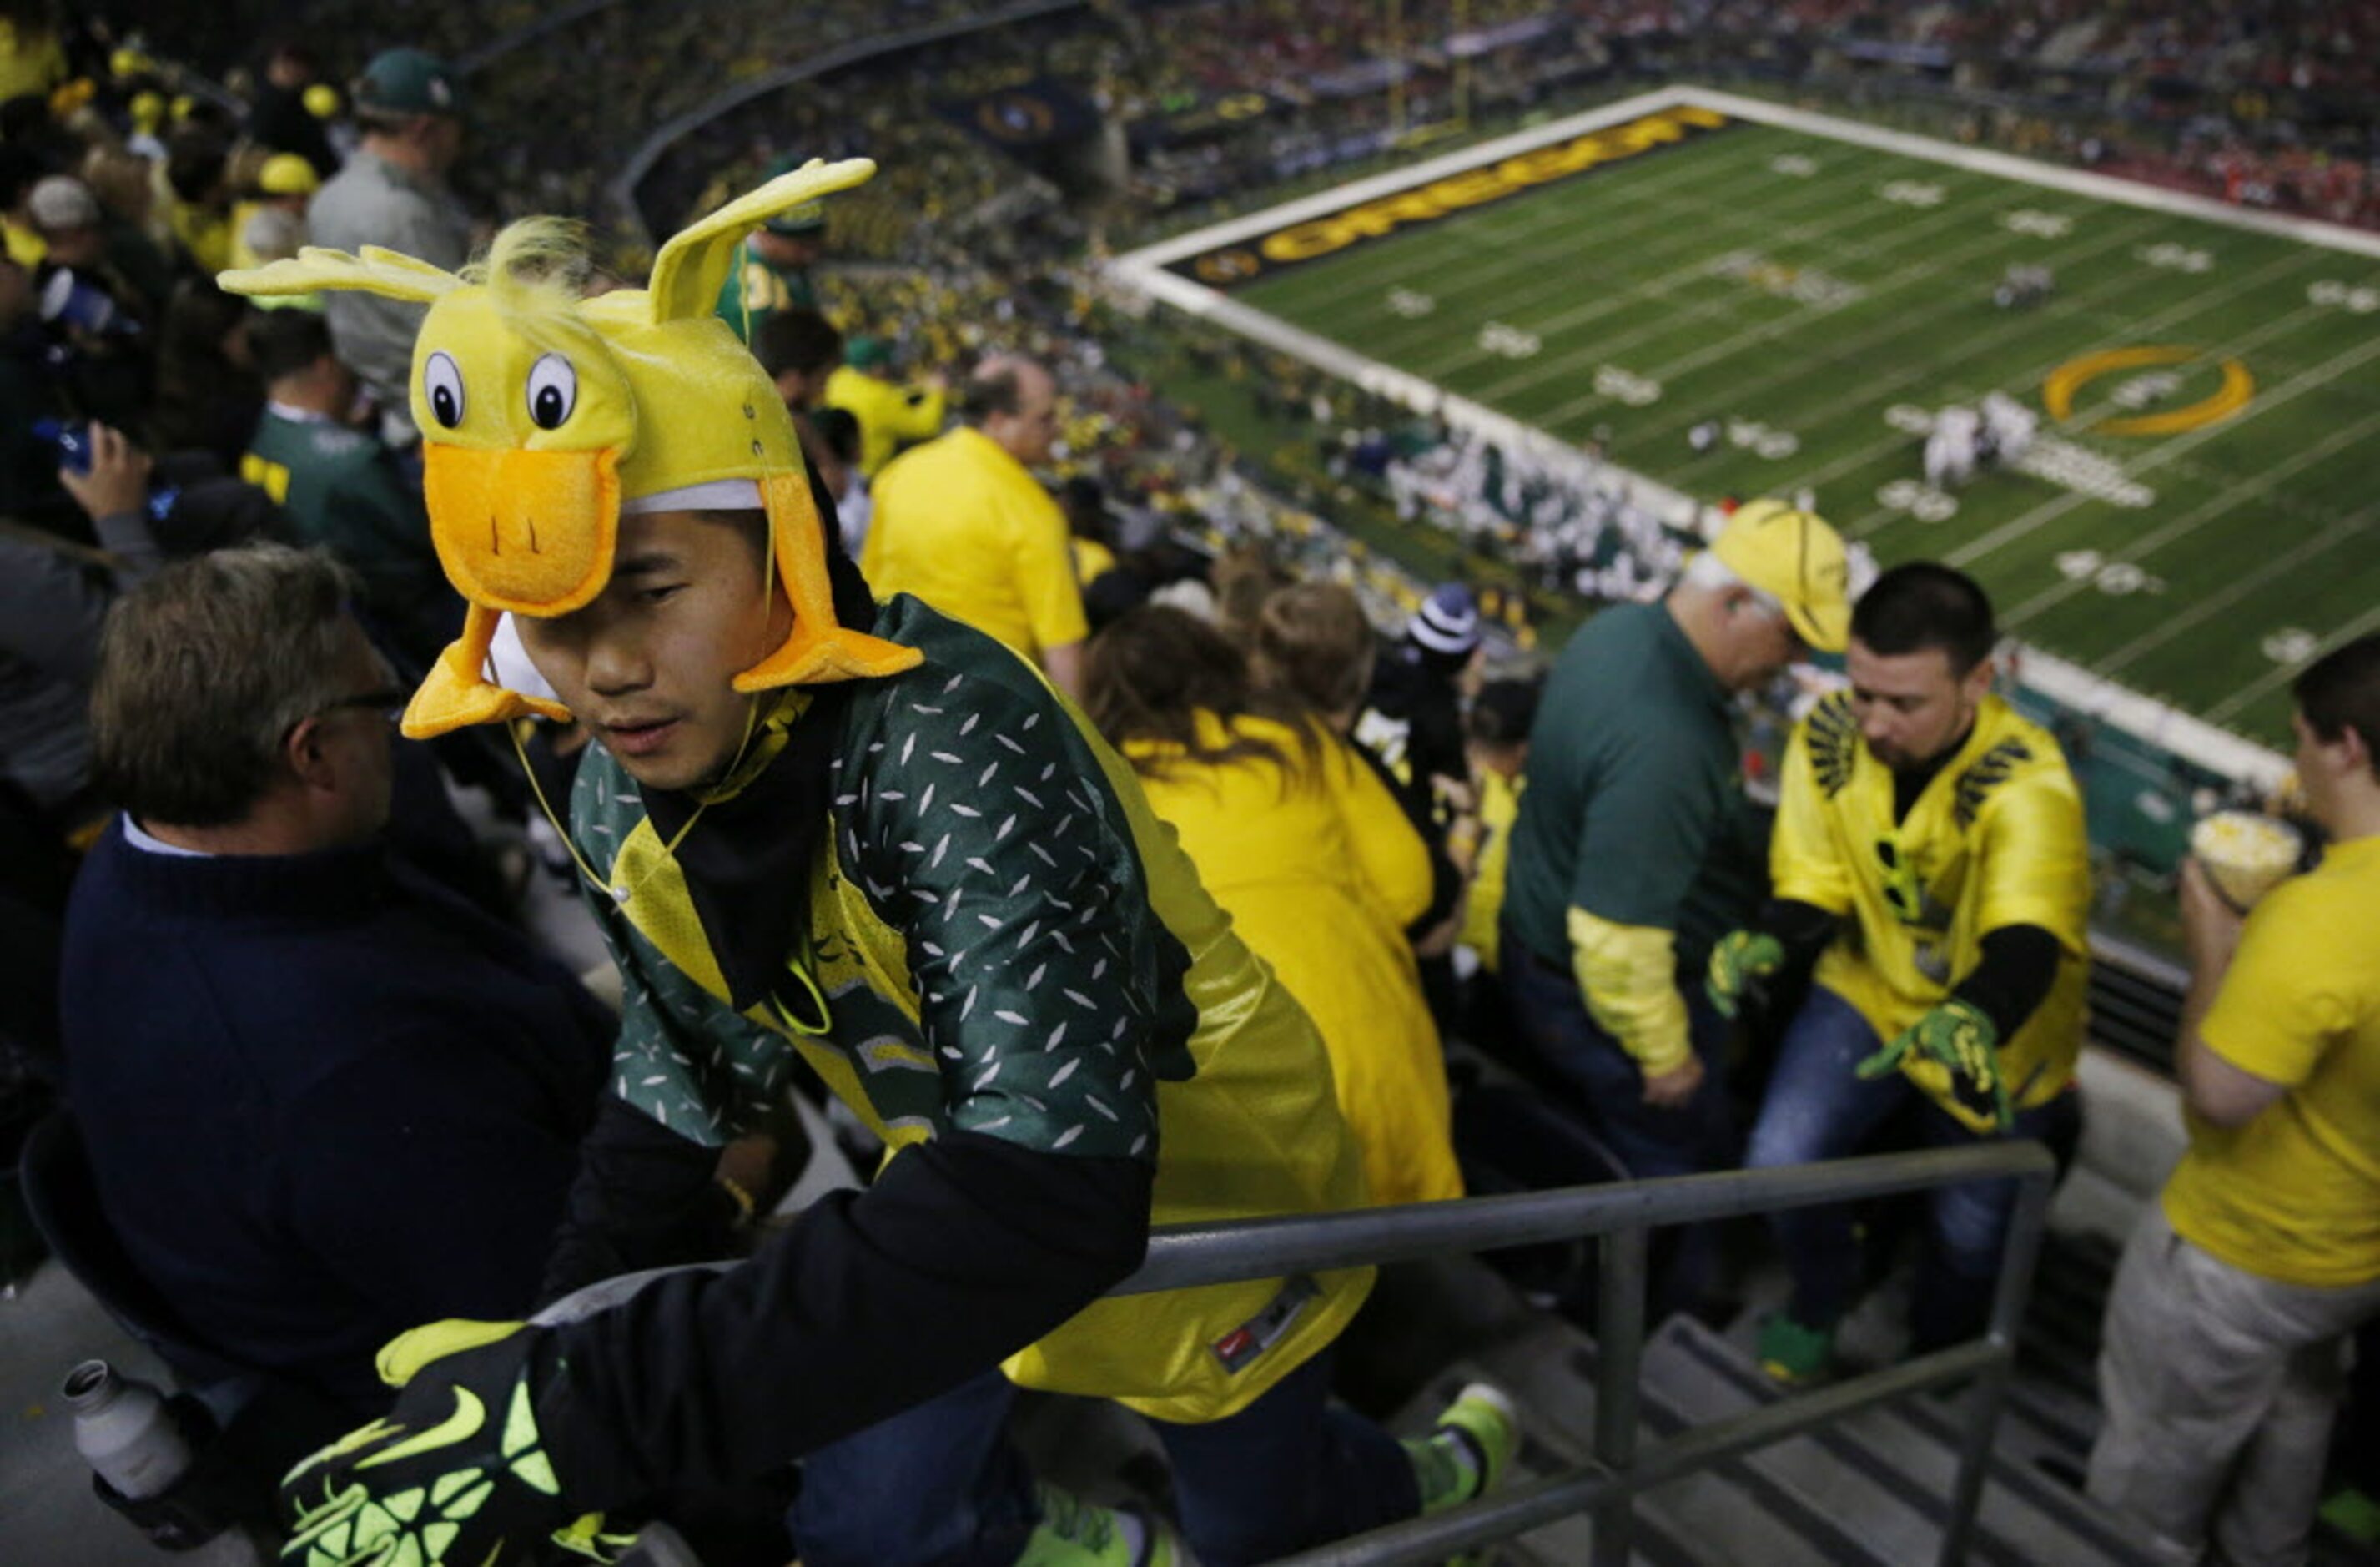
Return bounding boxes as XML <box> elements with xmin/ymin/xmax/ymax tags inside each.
<box><xmin>1756</xmin><ymin>1313</ymin><xmax>1836</xmax><ymax>1385</ymax></box>
<box><xmin>1405</xmin><ymin>1382</ymin><xmax>1520</xmax><ymax>1514</ymax></box>
<box><xmin>2318</xmin><ymin>1486</ymin><xmax>2380</xmax><ymax>1545</ymax></box>
<box><xmin>1014</xmin><ymin>1483</ymin><xmax>1177</xmax><ymax>1567</ymax></box>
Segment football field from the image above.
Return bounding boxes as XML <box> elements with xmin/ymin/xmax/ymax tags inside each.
<box><xmin>1118</xmin><ymin>90</ymin><xmax>2380</xmax><ymax>751</ymax></box>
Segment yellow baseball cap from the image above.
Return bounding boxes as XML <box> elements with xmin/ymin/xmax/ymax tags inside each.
<box><xmin>1708</xmin><ymin>498</ymin><xmax>1851</xmax><ymax>653</ymax></box>
<box><xmin>258</xmin><ymin>154</ymin><xmax>320</xmax><ymax>198</ymax></box>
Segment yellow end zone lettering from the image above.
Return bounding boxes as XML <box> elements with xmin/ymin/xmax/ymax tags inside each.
<box><xmin>1181</xmin><ymin>107</ymin><xmax>1733</xmax><ymax>286</ymax></box>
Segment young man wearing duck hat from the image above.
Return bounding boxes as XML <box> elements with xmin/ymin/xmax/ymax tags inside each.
<box><xmin>225</xmin><ymin>162</ymin><xmax>1512</xmax><ymax>1567</ymax></box>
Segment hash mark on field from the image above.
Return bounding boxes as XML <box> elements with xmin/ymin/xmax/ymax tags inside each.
<box><xmin>1397</xmin><ymin>139</ymin><xmax>1950</xmax><ymax>380</ymax></box>
<box><xmin>1265</xmin><ymin>134</ymin><xmax>1775</xmax><ymax>327</ymax></box>
<box><xmin>1522</xmin><ymin>183</ymin><xmax>2051</xmax><ymax>427</ymax></box>
<box><xmin>1648</xmin><ymin>205</ymin><xmax>2171</xmax><ymax>452</ymax></box>
<box><xmin>2091</xmin><ymin>502</ymin><xmax>2380</xmax><ymax>675</ymax></box>
<box><xmin>1809</xmin><ymin>244</ymin><xmax>2332</xmax><ymax>528</ymax></box>
<box><xmin>2208</xmin><ymin>597</ymin><xmax>2380</xmax><ymax>723</ymax></box>
<box><xmin>1453</xmin><ymin>159</ymin><xmax>2026</xmax><ymax>398</ymax></box>
<box><xmin>1999</xmin><ymin>404</ymin><xmax>2380</xmax><ymax>627</ymax></box>
<box><xmin>1394</xmin><ymin>149</ymin><xmax>1867</xmax><ymax>378</ymax></box>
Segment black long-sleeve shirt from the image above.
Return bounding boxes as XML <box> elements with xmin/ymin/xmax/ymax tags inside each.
<box><xmin>531</xmin><ymin>1118</ymin><xmax>1150</xmax><ymax>1509</ymax></box>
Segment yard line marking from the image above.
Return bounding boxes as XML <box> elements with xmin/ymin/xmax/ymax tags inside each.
<box><xmin>1516</xmin><ymin>181</ymin><xmax>2062</xmax><ymax>427</ymax></box>
<box><xmin>1264</xmin><ymin>134</ymin><xmax>1780</xmax><ymax>330</ymax></box>
<box><xmin>1379</xmin><ymin>149</ymin><xmax>1867</xmax><ymax>375</ymax></box>
<box><xmin>1821</xmin><ymin>246</ymin><xmax>2338</xmax><ymax>534</ymax></box>
<box><xmin>1998</xmin><ymin>406</ymin><xmax>2380</xmax><ymax>627</ymax></box>
<box><xmin>1275</xmin><ymin>133</ymin><xmax>1811</xmax><ymax>332</ymax></box>
<box><xmin>1636</xmin><ymin>205</ymin><xmax>2175</xmax><ymax>451</ymax></box>
<box><xmin>1467</xmin><ymin>170</ymin><xmax>2034</xmax><ymax>406</ymax></box>
<box><xmin>2091</xmin><ymin>503</ymin><xmax>2380</xmax><ymax>674</ymax></box>
<box><xmin>1392</xmin><ymin>144</ymin><xmax>1940</xmax><ymax>382</ymax></box>
<box><xmin>2206</xmin><ymin>597</ymin><xmax>2380</xmax><ymax>723</ymax></box>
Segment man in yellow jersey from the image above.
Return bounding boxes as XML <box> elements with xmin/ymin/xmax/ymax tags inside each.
<box><xmin>1711</xmin><ymin>563</ymin><xmax>2088</xmax><ymax>1381</ymax></box>
<box><xmin>228</xmin><ymin>176</ymin><xmax>1511</xmax><ymax>1567</ymax></box>
<box><xmin>865</xmin><ymin>354</ymin><xmax>1089</xmax><ymax>698</ymax></box>
<box><xmin>2087</xmin><ymin>635</ymin><xmax>2380</xmax><ymax>1565</ymax></box>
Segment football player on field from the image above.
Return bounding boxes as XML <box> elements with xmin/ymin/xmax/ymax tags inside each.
<box><xmin>1707</xmin><ymin>563</ymin><xmax>2090</xmax><ymax>1383</ymax></box>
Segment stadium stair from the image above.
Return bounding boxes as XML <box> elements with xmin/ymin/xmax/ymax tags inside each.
<box><xmin>1392</xmin><ymin>1311</ymin><xmax>2159</xmax><ymax>1566</ymax></box>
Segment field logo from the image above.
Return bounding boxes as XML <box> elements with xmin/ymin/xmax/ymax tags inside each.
<box><xmin>1171</xmin><ymin>105</ymin><xmax>1734</xmax><ymax>289</ymax></box>
<box><xmin>2043</xmin><ymin>346</ymin><xmax>2254</xmax><ymax>437</ymax></box>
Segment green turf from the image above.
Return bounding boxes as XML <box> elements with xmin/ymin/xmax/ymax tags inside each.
<box><xmin>1204</xmin><ymin>112</ymin><xmax>2380</xmax><ymax>748</ymax></box>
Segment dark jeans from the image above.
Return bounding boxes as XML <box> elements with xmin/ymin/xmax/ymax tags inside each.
<box><xmin>787</xmin><ymin>1348</ymin><xmax>1418</xmax><ymax>1567</ymax></box>
<box><xmin>1745</xmin><ymin>985</ymin><xmax>2081</xmax><ymax>1348</ymax></box>
<box><xmin>1496</xmin><ymin>922</ymin><xmax>1735</xmax><ymax>1184</ymax></box>
<box><xmin>1497</xmin><ymin>920</ymin><xmax>1737</xmax><ymax>1313</ymax></box>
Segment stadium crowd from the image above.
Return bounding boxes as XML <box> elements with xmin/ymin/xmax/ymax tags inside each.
<box><xmin>0</xmin><ymin>7</ymin><xmax>2376</xmax><ymax>1567</ymax></box>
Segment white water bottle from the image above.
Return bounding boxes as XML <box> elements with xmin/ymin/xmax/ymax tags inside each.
<box><xmin>63</xmin><ymin>1359</ymin><xmax>191</xmax><ymax>1500</ymax></box>
<box><xmin>618</xmin><ymin>1522</ymin><xmax>707</xmax><ymax>1566</ymax></box>
<box><xmin>63</xmin><ymin>1361</ymin><xmax>271</xmax><ymax>1565</ymax></box>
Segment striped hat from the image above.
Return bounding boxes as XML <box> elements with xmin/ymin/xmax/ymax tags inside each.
<box><xmin>1409</xmin><ymin>583</ymin><xmax>1482</xmax><ymax>656</ymax></box>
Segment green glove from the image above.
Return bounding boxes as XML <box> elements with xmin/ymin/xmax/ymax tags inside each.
<box><xmin>1705</xmin><ymin>930</ymin><xmax>1784</xmax><ymax>1021</ymax></box>
<box><xmin>1855</xmin><ymin>997</ymin><xmax>2012</xmax><ymax>1135</ymax></box>
<box><xmin>279</xmin><ymin>1319</ymin><xmax>616</xmax><ymax>1566</ymax></box>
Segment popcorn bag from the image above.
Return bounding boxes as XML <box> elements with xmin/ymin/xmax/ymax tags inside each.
<box><xmin>2190</xmin><ymin>810</ymin><xmax>2302</xmax><ymax>913</ymax></box>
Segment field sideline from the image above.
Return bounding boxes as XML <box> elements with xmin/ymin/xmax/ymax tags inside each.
<box><xmin>1111</xmin><ymin>88</ymin><xmax>2380</xmax><ymax>765</ymax></box>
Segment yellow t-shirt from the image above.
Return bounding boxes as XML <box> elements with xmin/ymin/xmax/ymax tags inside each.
<box><xmin>1772</xmin><ymin>692</ymin><xmax>2091</xmax><ymax>1116</ymax></box>
<box><xmin>1071</xmin><ymin>534</ymin><xmax>1115</xmax><ymax>587</ymax></box>
<box><xmin>821</xmin><ymin>364</ymin><xmax>948</xmax><ymax>478</ymax></box>
<box><xmin>2163</xmin><ymin>834</ymin><xmax>2380</xmax><ymax>1287</ymax></box>
<box><xmin>865</xmin><ymin>426</ymin><xmax>1089</xmax><ymax>663</ymax></box>
<box><xmin>3</xmin><ymin>219</ymin><xmax>43</xmax><ymax>269</ymax></box>
<box><xmin>165</xmin><ymin>199</ymin><xmax>234</xmax><ymax>277</ymax></box>
<box><xmin>1127</xmin><ymin>713</ymin><xmax>1462</xmax><ymax>1207</ymax></box>
<box><xmin>1459</xmin><ymin>768</ymin><xmax>1522</xmax><ymax>972</ymax></box>
<box><xmin>0</xmin><ymin>22</ymin><xmax>66</xmax><ymax>103</ymax></box>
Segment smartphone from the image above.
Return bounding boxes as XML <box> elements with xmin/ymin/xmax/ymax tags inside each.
<box><xmin>31</xmin><ymin>418</ymin><xmax>93</xmax><ymax>476</ymax></box>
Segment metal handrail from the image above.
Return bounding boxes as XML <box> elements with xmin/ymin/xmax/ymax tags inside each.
<box><xmin>1112</xmin><ymin>1139</ymin><xmax>2060</xmax><ymax>1567</ymax></box>
<box><xmin>540</xmin><ymin>1140</ymin><xmax>2057</xmax><ymax>1565</ymax></box>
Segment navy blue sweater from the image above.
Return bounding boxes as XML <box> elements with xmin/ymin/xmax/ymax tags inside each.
<box><xmin>61</xmin><ymin>819</ymin><xmax>612</xmax><ymax>1411</ymax></box>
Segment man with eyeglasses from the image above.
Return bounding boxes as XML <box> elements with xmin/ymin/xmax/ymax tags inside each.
<box><xmin>1709</xmin><ymin>562</ymin><xmax>2089</xmax><ymax>1384</ymax></box>
<box><xmin>58</xmin><ymin>542</ymin><xmax>615</xmax><ymax>1414</ymax></box>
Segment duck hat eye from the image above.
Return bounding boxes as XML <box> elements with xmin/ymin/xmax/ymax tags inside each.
<box><xmin>526</xmin><ymin>354</ymin><xmax>577</xmax><ymax>430</ymax></box>
<box><xmin>424</xmin><ymin>351</ymin><xmax>465</xmax><ymax>428</ymax></box>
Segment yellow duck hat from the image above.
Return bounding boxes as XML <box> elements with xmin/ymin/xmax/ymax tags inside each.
<box><xmin>219</xmin><ymin>159</ymin><xmax>920</xmax><ymax>738</ymax></box>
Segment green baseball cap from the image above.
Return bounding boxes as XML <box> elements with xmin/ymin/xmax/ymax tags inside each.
<box><xmin>845</xmin><ymin>335</ymin><xmax>891</xmax><ymax>371</ymax></box>
<box><xmin>764</xmin><ymin>202</ymin><xmax>826</xmax><ymax>238</ymax></box>
<box><xmin>353</xmin><ymin>48</ymin><xmax>465</xmax><ymax>118</ymax></box>
<box><xmin>762</xmin><ymin>155</ymin><xmax>826</xmax><ymax>234</ymax></box>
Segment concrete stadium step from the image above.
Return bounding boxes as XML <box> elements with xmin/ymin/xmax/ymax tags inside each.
<box><xmin>1397</xmin><ymin>1312</ymin><xmax>2157</xmax><ymax>1566</ymax></box>
<box><xmin>1396</xmin><ymin>1319</ymin><xmax>1881</xmax><ymax>1567</ymax></box>
<box><xmin>1642</xmin><ymin>1315</ymin><xmax>2158</xmax><ymax>1566</ymax></box>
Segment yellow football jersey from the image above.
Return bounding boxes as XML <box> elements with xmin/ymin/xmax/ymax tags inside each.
<box><xmin>1772</xmin><ymin>692</ymin><xmax>2091</xmax><ymax>1114</ymax></box>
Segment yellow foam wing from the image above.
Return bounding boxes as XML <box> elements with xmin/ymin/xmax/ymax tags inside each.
<box><xmin>645</xmin><ymin>157</ymin><xmax>876</xmax><ymax>326</ymax></box>
<box><xmin>218</xmin><ymin>244</ymin><xmax>464</xmax><ymax>304</ymax></box>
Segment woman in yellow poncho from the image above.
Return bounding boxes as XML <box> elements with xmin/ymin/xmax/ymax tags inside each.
<box><xmin>1086</xmin><ymin>604</ymin><xmax>1464</xmax><ymax>1206</ymax></box>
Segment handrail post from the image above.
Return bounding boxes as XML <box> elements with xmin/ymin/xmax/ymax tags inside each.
<box><xmin>1591</xmin><ymin>1223</ymin><xmax>1648</xmax><ymax>1567</ymax></box>
<box><xmin>1937</xmin><ymin>1162</ymin><xmax>2055</xmax><ymax>1566</ymax></box>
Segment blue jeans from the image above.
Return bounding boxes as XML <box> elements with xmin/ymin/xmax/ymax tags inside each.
<box><xmin>1497</xmin><ymin>923</ymin><xmax>1737</xmax><ymax>1314</ymax></box>
<box><xmin>1496</xmin><ymin>924</ymin><xmax>1735</xmax><ymax>1185</ymax></box>
<box><xmin>787</xmin><ymin>1348</ymin><xmax>1418</xmax><ymax>1567</ymax></box>
<box><xmin>1745</xmin><ymin>985</ymin><xmax>2080</xmax><ymax>1348</ymax></box>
